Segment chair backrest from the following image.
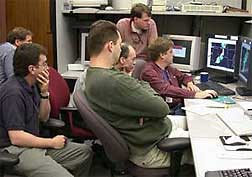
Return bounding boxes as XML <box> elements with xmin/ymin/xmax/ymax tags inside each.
<box><xmin>132</xmin><ymin>59</ymin><xmax>147</xmax><ymax>80</ymax></box>
<box><xmin>48</xmin><ymin>67</ymin><xmax>70</xmax><ymax>118</ymax></box>
<box><xmin>73</xmin><ymin>90</ymin><xmax>129</xmax><ymax>162</ymax></box>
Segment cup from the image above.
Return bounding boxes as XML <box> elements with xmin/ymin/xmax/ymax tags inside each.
<box><xmin>200</xmin><ymin>72</ymin><xmax>209</xmax><ymax>83</ymax></box>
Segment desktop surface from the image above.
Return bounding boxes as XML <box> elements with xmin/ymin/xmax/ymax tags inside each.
<box><xmin>185</xmin><ymin>97</ymin><xmax>252</xmax><ymax>177</ymax></box>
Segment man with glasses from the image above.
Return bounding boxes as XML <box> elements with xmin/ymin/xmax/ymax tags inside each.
<box><xmin>0</xmin><ymin>27</ymin><xmax>33</xmax><ymax>85</ymax></box>
<box><xmin>117</xmin><ymin>3</ymin><xmax>158</xmax><ymax>60</ymax></box>
<box><xmin>0</xmin><ymin>43</ymin><xmax>93</xmax><ymax>177</ymax></box>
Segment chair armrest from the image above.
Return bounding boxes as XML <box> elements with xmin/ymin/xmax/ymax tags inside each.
<box><xmin>60</xmin><ymin>107</ymin><xmax>78</xmax><ymax>111</ymax></box>
<box><xmin>0</xmin><ymin>151</ymin><xmax>19</xmax><ymax>166</ymax></box>
<box><xmin>157</xmin><ymin>138</ymin><xmax>190</xmax><ymax>152</ymax></box>
<box><xmin>43</xmin><ymin>118</ymin><xmax>65</xmax><ymax>128</ymax></box>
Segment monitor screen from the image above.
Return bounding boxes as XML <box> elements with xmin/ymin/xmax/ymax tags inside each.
<box><xmin>206</xmin><ymin>35</ymin><xmax>238</xmax><ymax>73</ymax></box>
<box><xmin>163</xmin><ymin>34</ymin><xmax>202</xmax><ymax>72</ymax></box>
<box><xmin>239</xmin><ymin>40</ymin><xmax>251</xmax><ymax>83</ymax></box>
<box><xmin>81</xmin><ymin>33</ymin><xmax>90</xmax><ymax>65</ymax></box>
<box><xmin>172</xmin><ymin>40</ymin><xmax>191</xmax><ymax>65</ymax></box>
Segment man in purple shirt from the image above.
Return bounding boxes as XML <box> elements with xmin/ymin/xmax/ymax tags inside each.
<box><xmin>141</xmin><ymin>37</ymin><xmax>217</xmax><ymax>114</ymax></box>
<box><xmin>117</xmin><ymin>3</ymin><xmax>157</xmax><ymax>60</ymax></box>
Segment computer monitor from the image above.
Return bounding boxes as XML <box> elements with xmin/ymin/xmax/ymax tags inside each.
<box><xmin>236</xmin><ymin>37</ymin><xmax>252</xmax><ymax>96</ymax></box>
<box><xmin>206</xmin><ymin>34</ymin><xmax>239</xmax><ymax>84</ymax></box>
<box><xmin>81</xmin><ymin>32</ymin><xmax>90</xmax><ymax>66</ymax></box>
<box><xmin>163</xmin><ymin>34</ymin><xmax>202</xmax><ymax>72</ymax></box>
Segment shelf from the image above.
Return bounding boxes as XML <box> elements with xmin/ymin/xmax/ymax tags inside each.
<box><xmin>63</xmin><ymin>8</ymin><xmax>252</xmax><ymax>17</ymax></box>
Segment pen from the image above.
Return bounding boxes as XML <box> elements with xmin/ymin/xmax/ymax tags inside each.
<box><xmin>248</xmin><ymin>109</ymin><xmax>252</xmax><ymax>111</ymax></box>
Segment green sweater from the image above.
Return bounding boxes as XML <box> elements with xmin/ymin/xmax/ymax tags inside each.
<box><xmin>84</xmin><ymin>67</ymin><xmax>172</xmax><ymax>156</ymax></box>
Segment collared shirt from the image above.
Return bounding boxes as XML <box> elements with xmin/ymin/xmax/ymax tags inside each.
<box><xmin>0</xmin><ymin>42</ymin><xmax>16</xmax><ymax>85</ymax></box>
<box><xmin>0</xmin><ymin>76</ymin><xmax>40</xmax><ymax>148</ymax></box>
<box><xmin>117</xmin><ymin>18</ymin><xmax>158</xmax><ymax>60</ymax></box>
<box><xmin>140</xmin><ymin>62</ymin><xmax>196</xmax><ymax>106</ymax></box>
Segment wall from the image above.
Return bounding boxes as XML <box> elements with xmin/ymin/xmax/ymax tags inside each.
<box><xmin>0</xmin><ymin>0</ymin><xmax>6</xmax><ymax>43</ymax></box>
<box><xmin>6</xmin><ymin>0</ymin><xmax>54</xmax><ymax>66</ymax></box>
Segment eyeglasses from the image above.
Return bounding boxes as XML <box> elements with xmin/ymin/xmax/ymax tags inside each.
<box><xmin>37</xmin><ymin>62</ymin><xmax>48</xmax><ymax>68</ymax></box>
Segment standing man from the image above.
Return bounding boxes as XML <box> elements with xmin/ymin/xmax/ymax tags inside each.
<box><xmin>141</xmin><ymin>37</ymin><xmax>217</xmax><ymax>114</ymax></box>
<box><xmin>0</xmin><ymin>43</ymin><xmax>93</xmax><ymax>177</ymax></box>
<box><xmin>84</xmin><ymin>20</ymin><xmax>188</xmax><ymax>169</ymax></box>
<box><xmin>117</xmin><ymin>3</ymin><xmax>158</xmax><ymax>60</ymax></box>
<box><xmin>0</xmin><ymin>27</ymin><xmax>33</xmax><ymax>84</ymax></box>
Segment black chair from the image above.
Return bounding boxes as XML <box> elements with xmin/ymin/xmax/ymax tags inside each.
<box><xmin>0</xmin><ymin>151</ymin><xmax>20</xmax><ymax>177</ymax></box>
<box><xmin>132</xmin><ymin>59</ymin><xmax>146</xmax><ymax>80</ymax></box>
<box><xmin>73</xmin><ymin>90</ymin><xmax>190</xmax><ymax>177</ymax></box>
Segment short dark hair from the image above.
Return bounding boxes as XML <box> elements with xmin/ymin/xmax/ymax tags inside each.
<box><xmin>13</xmin><ymin>43</ymin><xmax>47</xmax><ymax>77</ymax></box>
<box><xmin>130</xmin><ymin>3</ymin><xmax>151</xmax><ymax>20</ymax></box>
<box><xmin>87</xmin><ymin>20</ymin><xmax>119</xmax><ymax>57</ymax></box>
<box><xmin>119</xmin><ymin>43</ymin><xmax>130</xmax><ymax>58</ymax></box>
<box><xmin>148</xmin><ymin>37</ymin><xmax>174</xmax><ymax>61</ymax></box>
<box><xmin>7</xmin><ymin>27</ymin><xmax>33</xmax><ymax>44</ymax></box>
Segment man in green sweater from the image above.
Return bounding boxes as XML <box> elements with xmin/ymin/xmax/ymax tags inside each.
<box><xmin>84</xmin><ymin>20</ymin><xmax>187</xmax><ymax>168</ymax></box>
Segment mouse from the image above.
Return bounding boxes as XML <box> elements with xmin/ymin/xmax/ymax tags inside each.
<box><xmin>105</xmin><ymin>6</ymin><xmax>113</xmax><ymax>11</ymax></box>
<box><xmin>225</xmin><ymin>136</ymin><xmax>247</xmax><ymax>145</ymax></box>
<box><xmin>205</xmin><ymin>94</ymin><xmax>218</xmax><ymax>99</ymax></box>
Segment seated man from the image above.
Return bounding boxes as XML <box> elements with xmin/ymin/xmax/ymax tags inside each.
<box><xmin>73</xmin><ymin>42</ymin><xmax>136</xmax><ymax>96</ymax></box>
<box><xmin>0</xmin><ymin>27</ymin><xmax>33</xmax><ymax>84</ymax></box>
<box><xmin>117</xmin><ymin>3</ymin><xmax>157</xmax><ymax>60</ymax></box>
<box><xmin>141</xmin><ymin>37</ymin><xmax>217</xmax><ymax>115</ymax></box>
<box><xmin>0</xmin><ymin>43</ymin><xmax>93</xmax><ymax>177</ymax></box>
<box><xmin>84</xmin><ymin>20</ymin><xmax>188</xmax><ymax>169</ymax></box>
<box><xmin>114</xmin><ymin>42</ymin><xmax>136</xmax><ymax>75</ymax></box>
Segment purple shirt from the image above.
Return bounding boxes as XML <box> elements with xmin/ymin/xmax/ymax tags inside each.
<box><xmin>117</xmin><ymin>18</ymin><xmax>158</xmax><ymax>60</ymax></box>
<box><xmin>140</xmin><ymin>62</ymin><xmax>196</xmax><ymax>106</ymax></box>
<box><xmin>0</xmin><ymin>76</ymin><xmax>40</xmax><ymax>148</ymax></box>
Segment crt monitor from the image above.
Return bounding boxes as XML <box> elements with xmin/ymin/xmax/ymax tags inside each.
<box><xmin>236</xmin><ymin>37</ymin><xmax>252</xmax><ymax>96</ymax></box>
<box><xmin>163</xmin><ymin>34</ymin><xmax>202</xmax><ymax>72</ymax></box>
<box><xmin>206</xmin><ymin>34</ymin><xmax>239</xmax><ymax>83</ymax></box>
<box><xmin>81</xmin><ymin>32</ymin><xmax>90</xmax><ymax>66</ymax></box>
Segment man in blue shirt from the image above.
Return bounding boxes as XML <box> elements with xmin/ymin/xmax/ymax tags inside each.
<box><xmin>0</xmin><ymin>43</ymin><xmax>93</xmax><ymax>177</ymax></box>
<box><xmin>0</xmin><ymin>27</ymin><xmax>32</xmax><ymax>84</ymax></box>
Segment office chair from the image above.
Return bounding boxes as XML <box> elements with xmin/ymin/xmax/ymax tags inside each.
<box><xmin>48</xmin><ymin>67</ymin><xmax>95</xmax><ymax>140</ymax></box>
<box><xmin>73</xmin><ymin>89</ymin><xmax>190</xmax><ymax>177</ymax></box>
<box><xmin>0</xmin><ymin>151</ymin><xmax>19</xmax><ymax>177</ymax></box>
<box><xmin>132</xmin><ymin>59</ymin><xmax>146</xmax><ymax>80</ymax></box>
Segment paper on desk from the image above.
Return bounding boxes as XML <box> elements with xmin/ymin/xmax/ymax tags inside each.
<box><xmin>182</xmin><ymin>102</ymin><xmax>228</xmax><ymax>115</ymax></box>
<box><xmin>218</xmin><ymin>151</ymin><xmax>252</xmax><ymax>159</ymax></box>
<box><xmin>218</xmin><ymin>109</ymin><xmax>252</xmax><ymax>135</ymax></box>
<box><xmin>238</xmin><ymin>101</ymin><xmax>252</xmax><ymax>111</ymax></box>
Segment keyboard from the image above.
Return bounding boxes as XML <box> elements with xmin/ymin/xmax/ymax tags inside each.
<box><xmin>205</xmin><ymin>168</ymin><xmax>252</xmax><ymax>177</ymax></box>
<box><xmin>196</xmin><ymin>81</ymin><xmax>235</xmax><ymax>96</ymax></box>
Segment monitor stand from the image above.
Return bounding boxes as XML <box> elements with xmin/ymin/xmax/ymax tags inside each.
<box><xmin>209</xmin><ymin>76</ymin><xmax>237</xmax><ymax>84</ymax></box>
<box><xmin>236</xmin><ymin>87</ymin><xmax>252</xmax><ymax>96</ymax></box>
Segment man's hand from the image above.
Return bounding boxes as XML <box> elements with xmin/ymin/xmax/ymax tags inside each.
<box><xmin>194</xmin><ymin>90</ymin><xmax>218</xmax><ymax>99</ymax></box>
<box><xmin>51</xmin><ymin>135</ymin><xmax>66</xmax><ymax>149</ymax></box>
<box><xmin>37</xmin><ymin>69</ymin><xmax>49</xmax><ymax>94</ymax></box>
<box><xmin>187</xmin><ymin>82</ymin><xmax>200</xmax><ymax>92</ymax></box>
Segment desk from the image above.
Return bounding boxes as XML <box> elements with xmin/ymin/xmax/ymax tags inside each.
<box><xmin>191</xmin><ymin>138</ymin><xmax>252</xmax><ymax>177</ymax></box>
<box><xmin>185</xmin><ymin>98</ymin><xmax>252</xmax><ymax>177</ymax></box>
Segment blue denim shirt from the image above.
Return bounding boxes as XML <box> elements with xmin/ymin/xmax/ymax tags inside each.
<box><xmin>0</xmin><ymin>42</ymin><xmax>15</xmax><ymax>85</ymax></box>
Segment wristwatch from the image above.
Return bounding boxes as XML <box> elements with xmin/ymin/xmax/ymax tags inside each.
<box><xmin>40</xmin><ymin>92</ymin><xmax>50</xmax><ymax>99</ymax></box>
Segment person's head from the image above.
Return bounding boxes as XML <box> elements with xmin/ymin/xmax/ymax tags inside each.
<box><xmin>87</xmin><ymin>20</ymin><xmax>122</xmax><ymax>64</ymax></box>
<box><xmin>130</xmin><ymin>3</ymin><xmax>151</xmax><ymax>31</ymax></box>
<box><xmin>7</xmin><ymin>27</ymin><xmax>33</xmax><ymax>47</ymax></box>
<box><xmin>13</xmin><ymin>43</ymin><xmax>48</xmax><ymax>78</ymax></box>
<box><xmin>148</xmin><ymin>37</ymin><xmax>174</xmax><ymax>66</ymax></box>
<box><xmin>116</xmin><ymin>43</ymin><xmax>136</xmax><ymax>74</ymax></box>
